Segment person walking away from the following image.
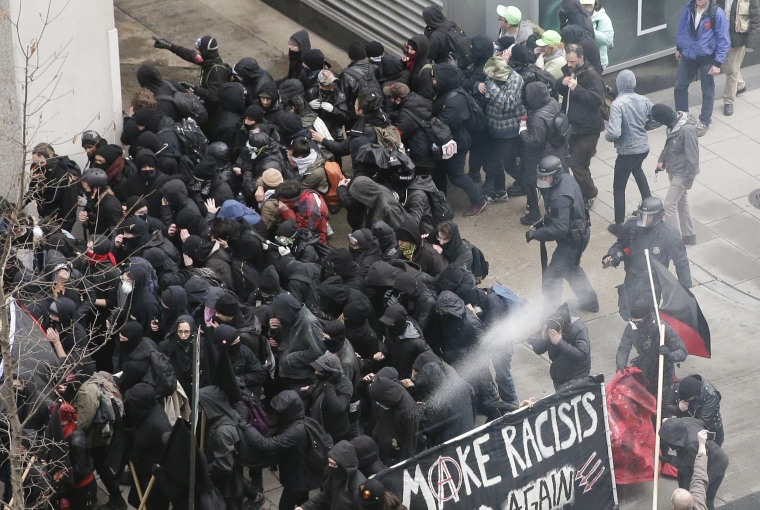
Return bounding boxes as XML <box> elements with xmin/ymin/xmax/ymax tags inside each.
<box><xmin>673</xmin><ymin>0</ymin><xmax>730</xmax><ymax>136</ymax></box>
<box><xmin>556</xmin><ymin>44</ymin><xmax>604</xmax><ymax>207</ymax></box>
<box><xmin>585</xmin><ymin>0</ymin><xmax>615</xmax><ymax>69</ymax></box>
<box><xmin>651</xmin><ymin>104</ymin><xmax>700</xmax><ymax>245</ymax></box>
<box><xmin>717</xmin><ymin>0</ymin><xmax>760</xmax><ymax>115</ymax></box>
<box><xmin>604</xmin><ymin>70</ymin><xmax>656</xmax><ymax>236</ymax></box>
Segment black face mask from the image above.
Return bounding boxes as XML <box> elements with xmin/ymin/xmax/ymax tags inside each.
<box><xmin>324</xmin><ymin>338</ymin><xmax>343</xmax><ymax>353</ymax></box>
<box><xmin>229</xmin><ymin>342</ymin><xmax>241</xmax><ymax>356</ymax></box>
<box><xmin>140</xmin><ymin>169</ymin><xmax>156</xmax><ymax>181</ymax></box>
<box><xmin>49</xmin><ymin>319</ymin><xmax>60</xmax><ymax>330</ymax></box>
<box><xmin>135</xmin><ymin>213</ymin><xmax>148</xmax><ymax>221</ymax></box>
<box><xmin>244</xmin><ymin>123</ymin><xmax>256</xmax><ymax>131</ymax></box>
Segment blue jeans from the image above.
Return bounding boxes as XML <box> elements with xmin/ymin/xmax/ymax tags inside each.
<box><xmin>674</xmin><ymin>57</ymin><xmax>715</xmax><ymax>124</ymax></box>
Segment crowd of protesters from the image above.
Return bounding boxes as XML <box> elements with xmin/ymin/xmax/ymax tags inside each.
<box><xmin>0</xmin><ymin>0</ymin><xmax>742</xmax><ymax>508</ymax></box>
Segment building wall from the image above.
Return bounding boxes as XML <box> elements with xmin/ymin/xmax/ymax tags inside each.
<box><xmin>0</xmin><ymin>0</ymin><xmax>121</xmax><ymax>197</ymax></box>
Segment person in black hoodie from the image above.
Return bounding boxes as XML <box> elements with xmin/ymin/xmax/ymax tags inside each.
<box><xmin>125</xmin><ymin>149</ymin><xmax>172</xmax><ymax>218</ymax></box>
<box><xmin>116</xmin><ymin>264</ymin><xmax>162</xmax><ymax>342</ymax></box>
<box><xmin>431</xmin><ymin>64</ymin><xmax>488</xmax><ymax>216</ymax></box>
<box><xmin>390</xmin><ymin>272</ymin><xmax>436</xmax><ymax>334</ymax></box>
<box><xmin>519</xmin><ymin>81</ymin><xmax>566</xmax><ymax>225</ymax></box>
<box><xmin>46</xmin><ymin>296</ymin><xmax>88</xmax><ymax>361</ymax></box>
<box><xmin>431</xmin><ymin>290</ymin><xmax>483</xmax><ymax>366</ymax></box>
<box><xmin>395</xmin><ymin>217</ymin><xmax>447</xmax><ymax>277</ymax></box>
<box><xmin>136</xmin><ymin>64</ymin><xmax>181</xmax><ymax>120</ymax></box>
<box><xmin>366</xmin><ymin>41</ymin><xmax>409</xmax><ymax>90</ymax></box>
<box><xmin>133</xmin><ymin>108</ymin><xmax>185</xmax><ymax>159</ymax></box>
<box><xmin>284</xmin><ymin>30</ymin><xmax>312</xmax><ymax>82</ymax></box>
<box><xmin>159</xmin><ymin>315</ymin><xmax>197</xmax><ymax>400</ymax></box>
<box><xmin>384</xmin><ymin>82</ymin><xmax>436</xmax><ymax>175</ymax></box>
<box><xmin>434</xmin><ymin>221</ymin><xmax>473</xmax><ymax>271</ymax></box>
<box><xmin>156</xmin><ymin>285</ymin><xmax>188</xmax><ymax>338</ymax></box>
<box><xmin>124</xmin><ymin>383</ymin><xmax>172</xmax><ymax>510</ymax></box>
<box><xmin>316</xmin><ymin>275</ymin><xmax>373</xmax><ymax>321</ymax></box>
<box><xmin>153</xmin><ymin>34</ymin><xmax>230</xmax><ymax>117</ymax></box>
<box><xmin>241</xmin><ymin>390</ymin><xmax>317</xmax><ymax>510</ymax></box>
<box><xmin>199</xmin><ymin>385</ymin><xmax>244</xmax><ymax>510</ymax></box>
<box><xmin>299</xmin><ymin>48</ymin><xmax>326</xmax><ymax>92</ymax></box>
<box><xmin>403</xmin><ymin>35</ymin><xmax>435</xmax><ymax>101</ymax></box>
<box><xmin>134</xmin><ymin>131</ymin><xmax>179</xmax><ymax>176</ymax></box>
<box><xmin>213</xmin><ymin>324</ymin><xmax>266</xmax><ymax>400</ymax></box>
<box><xmin>209</xmin><ymin>82</ymin><xmax>248</xmax><ymax>148</ymax></box>
<box><xmin>114</xmin><ymin>322</ymin><xmax>159</xmax><ymax>394</ymax></box>
<box><xmin>349</xmin><ymin>228</ymin><xmax>383</xmax><ymax>279</ymax></box>
<box><xmin>79</xmin><ymin>168</ymin><xmax>123</xmax><ymax>238</ymax></box>
<box><xmin>422</xmin><ymin>5</ymin><xmax>459</xmax><ymax>63</ymax></box>
<box><xmin>91</xmin><ymin>144</ymin><xmax>135</xmax><ymax>203</ymax></box>
<box><xmin>160</xmin><ymin>179</ymin><xmax>202</xmax><ymax>229</ymax></box>
<box><xmin>341</xmin><ymin>41</ymin><xmax>381</xmax><ymax>122</ymax></box>
<box><xmin>300</xmin><ymin>440</ymin><xmax>366</xmax><ymax>510</ymax></box>
<box><xmin>188</xmin><ymin>151</ymin><xmax>235</xmax><ymax>214</ymax></box>
<box><xmin>343</xmin><ymin>300</ymin><xmax>382</xmax><ymax>370</ymax></box>
<box><xmin>258</xmin><ymin>81</ymin><xmax>289</xmax><ymax>133</ymax></box>
<box><xmin>559</xmin><ymin>0</ymin><xmax>595</xmax><ymax>39</ymax></box>
<box><xmin>377</xmin><ymin>304</ymin><xmax>430</xmax><ymax>380</ymax></box>
<box><xmin>368</xmin><ymin>372</ymin><xmax>419</xmax><ymax>465</ymax></box>
<box><xmin>29</xmin><ymin>142</ymin><xmax>80</xmax><ymax>233</ymax></box>
<box><xmin>231</xmin><ymin>57</ymin><xmax>274</xmax><ymax>100</ymax></box>
<box><xmin>300</xmin><ymin>352</ymin><xmax>353</xmax><ymax>442</ymax></box>
<box><xmin>182</xmin><ymin>234</ymin><xmax>234</xmax><ymax>289</ymax></box>
<box><xmin>461</xmin><ymin>35</ymin><xmax>496</xmax><ymax>184</ymax></box>
<box><xmin>350</xmin><ymin>435</ymin><xmax>387</xmax><ymax>477</ymax></box>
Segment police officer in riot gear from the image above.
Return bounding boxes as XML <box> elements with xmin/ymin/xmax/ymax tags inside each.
<box><xmin>526</xmin><ymin>156</ymin><xmax>599</xmax><ymax>312</ymax></box>
<box><xmin>603</xmin><ymin>196</ymin><xmax>691</xmax><ymax>320</ymax></box>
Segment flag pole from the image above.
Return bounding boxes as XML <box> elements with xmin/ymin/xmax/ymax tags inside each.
<box><xmin>188</xmin><ymin>329</ymin><xmax>201</xmax><ymax>510</ymax></box>
<box><xmin>644</xmin><ymin>249</ymin><xmax>666</xmax><ymax>510</ymax></box>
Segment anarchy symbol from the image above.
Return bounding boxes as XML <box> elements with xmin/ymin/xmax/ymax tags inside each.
<box><xmin>427</xmin><ymin>455</ymin><xmax>463</xmax><ymax>502</ymax></box>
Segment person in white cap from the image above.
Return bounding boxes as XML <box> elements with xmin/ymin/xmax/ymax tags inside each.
<box><xmin>496</xmin><ymin>5</ymin><xmax>534</xmax><ymax>44</ymax></box>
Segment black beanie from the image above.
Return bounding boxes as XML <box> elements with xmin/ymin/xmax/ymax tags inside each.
<box><xmin>510</xmin><ymin>44</ymin><xmax>536</xmax><ymax>65</ymax></box>
<box><xmin>365</xmin><ymin>41</ymin><xmax>384</xmax><ymax>59</ymax></box>
<box><xmin>323</xmin><ymin>320</ymin><xmax>345</xmax><ymax>340</ymax></box>
<box><xmin>396</xmin><ymin>228</ymin><xmax>416</xmax><ymax>244</ymax></box>
<box><xmin>302</xmin><ymin>49</ymin><xmax>325</xmax><ymax>70</ymax></box>
<box><xmin>214</xmin><ymin>291</ymin><xmax>240</xmax><ymax>316</ymax></box>
<box><xmin>244</xmin><ymin>104</ymin><xmax>265</xmax><ymax>122</ymax></box>
<box><xmin>678</xmin><ymin>376</ymin><xmax>702</xmax><ymax>401</ymax></box>
<box><xmin>358</xmin><ymin>479</ymin><xmax>386</xmax><ymax>510</ymax></box>
<box><xmin>630</xmin><ymin>299</ymin><xmax>653</xmax><ymax>320</ymax></box>
<box><xmin>213</xmin><ymin>324</ymin><xmax>239</xmax><ymax>346</ymax></box>
<box><xmin>259</xmin><ymin>266</ymin><xmax>281</xmax><ymax>294</ymax></box>
<box><xmin>348</xmin><ymin>40</ymin><xmax>367</xmax><ymax>61</ymax></box>
<box><xmin>651</xmin><ymin>104</ymin><xmax>677</xmax><ymax>126</ymax></box>
<box><xmin>133</xmin><ymin>108</ymin><xmax>158</xmax><ymax>128</ymax></box>
<box><xmin>135</xmin><ymin>148</ymin><xmax>157</xmax><ymax>170</ymax></box>
<box><xmin>182</xmin><ymin>235</ymin><xmax>213</xmax><ymax>261</ymax></box>
<box><xmin>192</xmin><ymin>159</ymin><xmax>217</xmax><ymax>180</ymax></box>
<box><xmin>278</xmin><ymin>112</ymin><xmax>307</xmax><ymax>139</ymax></box>
<box><xmin>279</xmin><ymin>79</ymin><xmax>305</xmax><ymax>105</ymax></box>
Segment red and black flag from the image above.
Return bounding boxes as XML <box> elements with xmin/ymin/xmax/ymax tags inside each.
<box><xmin>651</xmin><ymin>259</ymin><xmax>711</xmax><ymax>358</ymax></box>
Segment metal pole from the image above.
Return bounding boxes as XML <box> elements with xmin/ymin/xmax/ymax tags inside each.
<box><xmin>188</xmin><ymin>329</ymin><xmax>201</xmax><ymax>510</ymax></box>
<box><xmin>644</xmin><ymin>249</ymin><xmax>666</xmax><ymax>510</ymax></box>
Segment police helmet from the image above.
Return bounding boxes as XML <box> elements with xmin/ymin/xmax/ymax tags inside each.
<box><xmin>536</xmin><ymin>155</ymin><xmax>562</xmax><ymax>188</ymax></box>
<box><xmin>636</xmin><ymin>197</ymin><xmax>664</xmax><ymax>227</ymax></box>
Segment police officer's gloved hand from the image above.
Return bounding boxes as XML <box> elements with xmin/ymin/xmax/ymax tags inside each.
<box><xmin>179</xmin><ymin>81</ymin><xmax>195</xmax><ymax>91</ymax></box>
<box><xmin>153</xmin><ymin>37</ymin><xmax>174</xmax><ymax>50</ymax></box>
<box><xmin>525</xmin><ymin>230</ymin><xmax>536</xmax><ymax>243</ymax></box>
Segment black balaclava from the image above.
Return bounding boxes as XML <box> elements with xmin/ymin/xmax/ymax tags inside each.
<box><xmin>120</xmin><ymin>321</ymin><xmax>144</xmax><ymax>353</ymax></box>
<box><xmin>322</xmin><ymin>320</ymin><xmax>346</xmax><ymax>353</ymax></box>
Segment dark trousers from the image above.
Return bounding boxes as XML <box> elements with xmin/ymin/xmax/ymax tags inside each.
<box><xmin>483</xmin><ymin>136</ymin><xmax>522</xmax><ymax>194</ymax></box>
<box><xmin>612</xmin><ymin>151</ymin><xmax>651</xmax><ymax>224</ymax></box>
<box><xmin>674</xmin><ymin>57</ymin><xmax>715</xmax><ymax>125</ymax></box>
<box><xmin>279</xmin><ymin>489</ymin><xmax>309</xmax><ymax>510</ymax></box>
<box><xmin>433</xmin><ymin>150</ymin><xmax>484</xmax><ymax>206</ymax></box>
<box><xmin>468</xmin><ymin>135</ymin><xmax>488</xmax><ymax>176</ymax></box>
<box><xmin>542</xmin><ymin>236</ymin><xmax>598</xmax><ymax>312</ymax></box>
<box><xmin>92</xmin><ymin>445</ymin><xmax>124</xmax><ymax>503</ymax></box>
<box><xmin>568</xmin><ymin>133</ymin><xmax>600</xmax><ymax>200</ymax></box>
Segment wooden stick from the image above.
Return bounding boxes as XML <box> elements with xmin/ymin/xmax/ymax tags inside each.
<box><xmin>138</xmin><ymin>473</ymin><xmax>157</xmax><ymax>510</ymax></box>
<box><xmin>199</xmin><ymin>410</ymin><xmax>207</xmax><ymax>452</ymax></box>
<box><xmin>129</xmin><ymin>461</ymin><xmax>144</xmax><ymax>502</ymax></box>
<box><xmin>7</xmin><ymin>455</ymin><xmax>36</xmax><ymax>507</ymax></box>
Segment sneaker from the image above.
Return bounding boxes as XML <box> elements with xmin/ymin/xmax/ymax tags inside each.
<box><xmin>463</xmin><ymin>201</ymin><xmax>488</xmax><ymax>217</ymax></box>
<box><xmin>682</xmin><ymin>234</ymin><xmax>697</xmax><ymax>246</ymax></box>
<box><xmin>607</xmin><ymin>223</ymin><xmax>623</xmax><ymax>237</ymax></box>
<box><xmin>468</xmin><ymin>171</ymin><xmax>482</xmax><ymax>183</ymax></box>
<box><xmin>696</xmin><ymin>122</ymin><xmax>709</xmax><ymax>137</ymax></box>
<box><xmin>724</xmin><ymin>103</ymin><xmax>734</xmax><ymax>116</ymax></box>
<box><xmin>486</xmin><ymin>190</ymin><xmax>509</xmax><ymax>202</ymax></box>
<box><xmin>507</xmin><ymin>185</ymin><xmax>526</xmax><ymax>197</ymax></box>
<box><xmin>520</xmin><ymin>212</ymin><xmax>541</xmax><ymax>225</ymax></box>
<box><xmin>737</xmin><ymin>86</ymin><xmax>747</xmax><ymax>95</ymax></box>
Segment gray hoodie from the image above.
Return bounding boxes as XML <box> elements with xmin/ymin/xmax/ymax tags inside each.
<box><xmin>605</xmin><ymin>70</ymin><xmax>657</xmax><ymax>155</ymax></box>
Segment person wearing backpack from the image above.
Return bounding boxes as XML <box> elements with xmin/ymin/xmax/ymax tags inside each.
<box><xmin>384</xmin><ymin>82</ymin><xmax>437</xmax><ymax>176</ymax></box>
<box><xmin>231</xmin><ymin>57</ymin><xmax>274</xmax><ymax>102</ymax></box>
<box><xmin>520</xmin><ymin>81</ymin><xmax>568</xmax><ymax>225</ymax></box>
<box><xmin>604</xmin><ymin>70</ymin><xmax>656</xmax><ymax>237</ymax></box>
<box><xmin>153</xmin><ymin>34</ymin><xmax>231</xmax><ymax>118</ymax></box>
<box><xmin>366</xmin><ymin>41</ymin><xmax>409</xmax><ymax>91</ymax></box>
<box><xmin>300</xmin><ymin>352</ymin><xmax>353</xmax><ymax>443</ymax></box>
<box><xmin>133</xmin><ymin>108</ymin><xmax>186</xmax><ymax>161</ymax></box>
<box><xmin>136</xmin><ymin>64</ymin><xmax>183</xmax><ymax>121</ymax></box>
<box><xmin>432</xmin><ymin>221</ymin><xmax>473</xmax><ymax>271</ymax></box>
<box><xmin>431</xmin><ymin>63</ymin><xmax>488</xmax><ymax>217</ymax></box>
<box><xmin>113</xmin><ymin>321</ymin><xmax>159</xmax><ymax>394</ymax></box>
<box><xmin>674</xmin><ymin>0</ymin><xmax>730</xmax><ymax>136</ymax></box>
<box><xmin>422</xmin><ymin>5</ymin><xmax>463</xmax><ymax>64</ymax></box>
<box><xmin>341</xmin><ymin>41</ymin><xmax>381</xmax><ymax>123</ymax></box>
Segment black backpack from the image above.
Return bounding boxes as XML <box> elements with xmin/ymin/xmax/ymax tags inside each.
<box><xmin>160</xmin><ymin>118</ymin><xmax>209</xmax><ymax>165</ymax></box>
<box><xmin>519</xmin><ymin>64</ymin><xmax>559</xmax><ymax>101</ymax></box>
<box><xmin>426</xmin><ymin>189</ymin><xmax>455</xmax><ymax>225</ymax></box>
<box><xmin>445</xmin><ymin>25</ymin><xmax>473</xmax><ymax>69</ymax></box>
<box><xmin>230</xmin><ymin>258</ymin><xmax>260</xmax><ymax>302</ymax></box>
<box><xmin>403</xmin><ymin>110</ymin><xmax>457</xmax><ymax>161</ymax></box>
<box><xmin>156</xmin><ymin>82</ymin><xmax>209</xmax><ymax>124</ymax></box>
<box><xmin>547</xmin><ymin>109</ymin><xmax>571</xmax><ymax>149</ymax></box>
<box><xmin>342</xmin><ymin>65</ymin><xmax>381</xmax><ymax>95</ymax></box>
<box><xmin>464</xmin><ymin>239</ymin><xmax>489</xmax><ymax>282</ymax></box>
<box><xmin>146</xmin><ymin>350</ymin><xmax>178</xmax><ymax>398</ymax></box>
<box><xmin>449</xmin><ymin>90</ymin><xmax>487</xmax><ymax>133</ymax></box>
<box><xmin>303</xmin><ymin>416</ymin><xmax>334</xmax><ymax>473</ymax></box>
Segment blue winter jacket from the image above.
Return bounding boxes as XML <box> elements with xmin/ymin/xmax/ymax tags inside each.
<box><xmin>675</xmin><ymin>0</ymin><xmax>731</xmax><ymax>66</ymax></box>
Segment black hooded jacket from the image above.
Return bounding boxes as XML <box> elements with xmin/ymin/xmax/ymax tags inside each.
<box><xmin>396</xmin><ymin>219</ymin><xmax>447</xmax><ymax>277</ymax></box>
<box><xmin>208</xmin><ymin>82</ymin><xmax>247</xmax><ymax>148</ymax></box>
<box><xmin>286</xmin><ymin>30</ymin><xmax>311</xmax><ymax>81</ymax></box>
<box><xmin>431</xmin><ymin>291</ymin><xmax>483</xmax><ymax>364</ymax></box>
<box><xmin>136</xmin><ymin>64</ymin><xmax>181</xmax><ymax>120</ymax></box>
<box><xmin>559</xmin><ymin>0</ymin><xmax>595</xmax><ymax>39</ymax></box>
<box><xmin>438</xmin><ymin>222</ymin><xmax>472</xmax><ymax>270</ymax></box>
<box><xmin>414</xmin><ymin>361</ymin><xmax>475</xmax><ymax>446</ymax></box>
<box><xmin>340</xmin><ymin>59</ymin><xmax>380</xmax><ymax>121</ymax></box>
<box><xmin>369</xmin><ymin>376</ymin><xmax>420</xmax><ymax>465</ymax></box>
<box><xmin>349</xmin><ymin>229</ymin><xmax>382</xmax><ymax>278</ymax></box>
<box><xmin>199</xmin><ymin>386</ymin><xmax>243</xmax><ymax>498</ymax></box>
<box><xmin>233</xmin><ymin>57</ymin><xmax>274</xmax><ymax>99</ymax></box>
<box><xmin>393</xmin><ymin>92</ymin><xmax>436</xmax><ymax>170</ymax></box>
<box><xmin>422</xmin><ymin>5</ymin><xmax>457</xmax><ymax>63</ymax></box>
<box><xmin>168</xmin><ymin>43</ymin><xmax>230</xmax><ymax>111</ymax></box>
<box><xmin>528</xmin><ymin>306</ymin><xmax>591</xmax><ymax>387</ymax></box>
<box><xmin>350</xmin><ymin>435</ymin><xmax>387</xmax><ymax>477</ymax></box>
<box><xmin>432</xmin><ymin>64</ymin><xmax>472</xmax><ymax>151</ymax></box>
<box><xmin>520</xmin><ymin>82</ymin><xmax>568</xmax><ymax>174</ymax></box>
<box><xmin>302</xmin><ymin>440</ymin><xmax>366</xmax><ymax>510</ymax></box>
<box><xmin>408</xmin><ymin>35</ymin><xmax>435</xmax><ymax>101</ymax></box>
<box><xmin>302</xmin><ymin>353</ymin><xmax>353</xmax><ymax>442</ymax></box>
<box><xmin>461</xmin><ymin>36</ymin><xmax>494</xmax><ymax>97</ymax></box>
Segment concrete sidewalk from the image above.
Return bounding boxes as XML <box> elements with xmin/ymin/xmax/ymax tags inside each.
<box><xmin>113</xmin><ymin>1</ymin><xmax>760</xmax><ymax>508</ymax></box>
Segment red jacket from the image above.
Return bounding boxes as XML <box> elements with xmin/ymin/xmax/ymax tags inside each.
<box><xmin>280</xmin><ymin>190</ymin><xmax>329</xmax><ymax>242</ymax></box>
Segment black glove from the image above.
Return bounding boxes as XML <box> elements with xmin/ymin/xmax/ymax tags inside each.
<box><xmin>525</xmin><ymin>230</ymin><xmax>536</xmax><ymax>243</ymax></box>
<box><xmin>179</xmin><ymin>81</ymin><xmax>195</xmax><ymax>91</ymax></box>
<box><xmin>152</xmin><ymin>37</ymin><xmax>173</xmax><ymax>50</ymax></box>
<box><xmin>658</xmin><ymin>345</ymin><xmax>670</xmax><ymax>358</ymax></box>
